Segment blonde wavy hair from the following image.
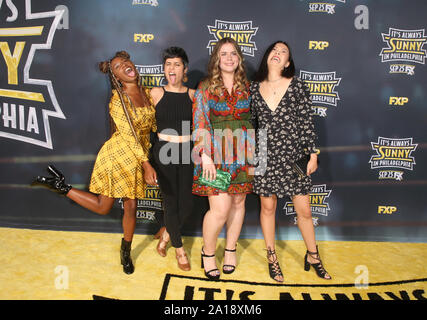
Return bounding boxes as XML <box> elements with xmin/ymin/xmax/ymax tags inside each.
<box><xmin>207</xmin><ymin>37</ymin><xmax>249</xmax><ymax>95</ymax></box>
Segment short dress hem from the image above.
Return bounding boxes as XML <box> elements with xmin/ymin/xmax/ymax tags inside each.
<box><xmin>88</xmin><ymin>88</ymin><xmax>156</xmax><ymax>199</ymax></box>
<box><xmin>192</xmin><ymin>79</ymin><xmax>254</xmax><ymax>196</ymax></box>
<box><xmin>250</xmin><ymin>77</ymin><xmax>317</xmax><ymax>199</ymax></box>
<box><xmin>253</xmin><ymin>189</ymin><xmax>311</xmax><ymax>199</ymax></box>
<box><xmin>192</xmin><ymin>182</ymin><xmax>253</xmax><ymax>196</ymax></box>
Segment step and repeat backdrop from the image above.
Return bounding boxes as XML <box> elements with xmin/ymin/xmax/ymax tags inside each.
<box><xmin>0</xmin><ymin>0</ymin><xmax>426</xmax><ymax>242</ymax></box>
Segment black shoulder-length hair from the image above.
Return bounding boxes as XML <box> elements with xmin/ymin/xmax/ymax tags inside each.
<box><xmin>254</xmin><ymin>41</ymin><xmax>295</xmax><ymax>82</ymax></box>
<box><xmin>162</xmin><ymin>46</ymin><xmax>189</xmax><ymax>68</ymax></box>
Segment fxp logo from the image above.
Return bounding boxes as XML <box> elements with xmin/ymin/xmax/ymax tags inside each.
<box><xmin>309</xmin><ymin>41</ymin><xmax>329</xmax><ymax>50</ymax></box>
<box><xmin>378</xmin><ymin>206</ymin><xmax>397</xmax><ymax>214</ymax></box>
<box><xmin>134</xmin><ymin>33</ymin><xmax>154</xmax><ymax>43</ymax></box>
<box><xmin>389</xmin><ymin>97</ymin><xmax>408</xmax><ymax>106</ymax></box>
<box><xmin>0</xmin><ymin>0</ymin><xmax>65</xmax><ymax>149</ymax></box>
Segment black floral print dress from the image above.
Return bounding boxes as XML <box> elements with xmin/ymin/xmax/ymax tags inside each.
<box><xmin>250</xmin><ymin>76</ymin><xmax>317</xmax><ymax>198</ymax></box>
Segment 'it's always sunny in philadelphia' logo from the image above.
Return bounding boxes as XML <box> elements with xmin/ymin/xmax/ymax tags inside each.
<box><xmin>300</xmin><ymin>71</ymin><xmax>342</xmax><ymax>117</ymax></box>
<box><xmin>284</xmin><ymin>184</ymin><xmax>332</xmax><ymax>226</ymax></box>
<box><xmin>136</xmin><ymin>64</ymin><xmax>166</xmax><ymax>88</ymax></box>
<box><xmin>120</xmin><ymin>185</ymin><xmax>162</xmax><ymax>221</ymax></box>
<box><xmin>369</xmin><ymin>137</ymin><xmax>418</xmax><ymax>181</ymax></box>
<box><xmin>380</xmin><ymin>28</ymin><xmax>427</xmax><ymax>75</ymax></box>
<box><xmin>0</xmin><ymin>0</ymin><xmax>64</xmax><ymax>149</ymax></box>
<box><xmin>308</xmin><ymin>0</ymin><xmax>346</xmax><ymax>14</ymax></box>
<box><xmin>207</xmin><ymin>19</ymin><xmax>258</xmax><ymax>57</ymax></box>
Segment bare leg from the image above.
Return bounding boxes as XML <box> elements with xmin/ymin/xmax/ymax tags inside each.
<box><xmin>159</xmin><ymin>228</ymin><xmax>170</xmax><ymax>248</ymax></box>
<box><xmin>118</xmin><ymin>198</ymin><xmax>136</xmax><ymax>275</ymax></box>
<box><xmin>260</xmin><ymin>195</ymin><xmax>283</xmax><ymax>282</ymax></box>
<box><xmin>260</xmin><ymin>195</ymin><xmax>277</xmax><ymax>250</ymax></box>
<box><xmin>292</xmin><ymin>194</ymin><xmax>317</xmax><ymax>260</ymax></box>
<box><xmin>202</xmin><ymin>193</ymin><xmax>232</xmax><ymax>276</ymax></box>
<box><xmin>175</xmin><ymin>246</ymin><xmax>190</xmax><ymax>271</ymax></box>
<box><xmin>66</xmin><ymin>189</ymin><xmax>115</xmax><ymax>215</ymax></box>
<box><xmin>155</xmin><ymin>227</ymin><xmax>170</xmax><ymax>257</ymax></box>
<box><xmin>293</xmin><ymin>194</ymin><xmax>331</xmax><ymax>279</ymax></box>
<box><xmin>122</xmin><ymin>198</ymin><xmax>137</xmax><ymax>242</ymax></box>
<box><xmin>223</xmin><ymin>194</ymin><xmax>246</xmax><ymax>271</ymax></box>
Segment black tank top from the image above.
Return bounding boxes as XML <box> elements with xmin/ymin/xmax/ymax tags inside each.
<box><xmin>155</xmin><ymin>87</ymin><xmax>193</xmax><ymax>136</ymax></box>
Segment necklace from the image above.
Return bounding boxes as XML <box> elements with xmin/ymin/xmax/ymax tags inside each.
<box><xmin>267</xmin><ymin>81</ymin><xmax>281</xmax><ymax>95</ymax></box>
<box><xmin>123</xmin><ymin>91</ymin><xmax>137</xmax><ymax>113</ymax></box>
<box><xmin>266</xmin><ymin>77</ymin><xmax>283</xmax><ymax>95</ymax></box>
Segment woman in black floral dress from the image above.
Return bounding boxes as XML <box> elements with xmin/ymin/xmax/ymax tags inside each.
<box><xmin>250</xmin><ymin>41</ymin><xmax>331</xmax><ymax>282</ymax></box>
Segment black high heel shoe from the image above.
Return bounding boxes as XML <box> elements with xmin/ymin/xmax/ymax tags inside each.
<box><xmin>304</xmin><ymin>245</ymin><xmax>331</xmax><ymax>280</ymax></box>
<box><xmin>201</xmin><ymin>247</ymin><xmax>220</xmax><ymax>280</ymax></box>
<box><xmin>32</xmin><ymin>165</ymin><xmax>72</xmax><ymax>195</ymax></box>
<box><xmin>266</xmin><ymin>247</ymin><xmax>284</xmax><ymax>283</ymax></box>
<box><xmin>120</xmin><ymin>238</ymin><xmax>135</xmax><ymax>275</ymax></box>
<box><xmin>223</xmin><ymin>247</ymin><xmax>237</xmax><ymax>274</ymax></box>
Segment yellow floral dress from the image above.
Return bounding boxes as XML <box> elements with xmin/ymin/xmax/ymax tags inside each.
<box><xmin>89</xmin><ymin>88</ymin><xmax>156</xmax><ymax>199</ymax></box>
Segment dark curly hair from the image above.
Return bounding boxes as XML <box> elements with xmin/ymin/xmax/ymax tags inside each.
<box><xmin>99</xmin><ymin>51</ymin><xmax>150</xmax><ymax>136</ymax></box>
<box><xmin>254</xmin><ymin>41</ymin><xmax>295</xmax><ymax>82</ymax></box>
<box><xmin>99</xmin><ymin>51</ymin><xmax>130</xmax><ymax>74</ymax></box>
<box><xmin>162</xmin><ymin>47</ymin><xmax>189</xmax><ymax>68</ymax></box>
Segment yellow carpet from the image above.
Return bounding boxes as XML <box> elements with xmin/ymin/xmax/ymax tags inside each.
<box><xmin>1</xmin><ymin>227</ymin><xmax>426</xmax><ymax>300</ymax></box>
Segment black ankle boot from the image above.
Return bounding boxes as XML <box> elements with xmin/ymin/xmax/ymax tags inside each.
<box><xmin>33</xmin><ymin>165</ymin><xmax>72</xmax><ymax>195</ymax></box>
<box><xmin>120</xmin><ymin>238</ymin><xmax>134</xmax><ymax>275</ymax></box>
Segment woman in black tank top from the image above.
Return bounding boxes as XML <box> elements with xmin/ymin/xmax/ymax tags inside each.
<box><xmin>150</xmin><ymin>47</ymin><xmax>195</xmax><ymax>271</ymax></box>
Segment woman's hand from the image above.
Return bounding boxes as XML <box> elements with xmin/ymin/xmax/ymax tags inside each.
<box><xmin>306</xmin><ymin>154</ymin><xmax>318</xmax><ymax>176</ymax></box>
<box><xmin>142</xmin><ymin>161</ymin><xmax>158</xmax><ymax>185</ymax></box>
<box><xmin>201</xmin><ymin>153</ymin><xmax>216</xmax><ymax>181</ymax></box>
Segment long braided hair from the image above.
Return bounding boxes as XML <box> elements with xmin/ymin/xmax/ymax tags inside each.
<box><xmin>99</xmin><ymin>51</ymin><xmax>150</xmax><ymax>138</ymax></box>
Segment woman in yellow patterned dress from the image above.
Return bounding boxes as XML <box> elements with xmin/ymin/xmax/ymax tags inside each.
<box><xmin>33</xmin><ymin>51</ymin><xmax>157</xmax><ymax>275</ymax></box>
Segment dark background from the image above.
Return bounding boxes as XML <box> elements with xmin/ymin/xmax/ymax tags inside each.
<box><xmin>0</xmin><ymin>0</ymin><xmax>426</xmax><ymax>242</ymax></box>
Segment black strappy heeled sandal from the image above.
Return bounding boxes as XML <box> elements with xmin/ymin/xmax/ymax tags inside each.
<box><xmin>201</xmin><ymin>247</ymin><xmax>220</xmax><ymax>280</ymax></box>
<box><xmin>266</xmin><ymin>247</ymin><xmax>284</xmax><ymax>283</ymax></box>
<box><xmin>304</xmin><ymin>245</ymin><xmax>332</xmax><ymax>280</ymax></box>
<box><xmin>223</xmin><ymin>247</ymin><xmax>237</xmax><ymax>274</ymax></box>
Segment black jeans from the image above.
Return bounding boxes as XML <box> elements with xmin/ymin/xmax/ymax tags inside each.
<box><xmin>153</xmin><ymin>140</ymin><xmax>194</xmax><ymax>248</ymax></box>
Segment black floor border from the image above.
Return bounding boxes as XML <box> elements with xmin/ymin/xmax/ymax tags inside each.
<box><xmin>159</xmin><ymin>273</ymin><xmax>427</xmax><ymax>299</ymax></box>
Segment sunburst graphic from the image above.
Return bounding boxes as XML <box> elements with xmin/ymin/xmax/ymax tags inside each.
<box><xmin>0</xmin><ymin>0</ymin><xmax>65</xmax><ymax>149</ymax></box>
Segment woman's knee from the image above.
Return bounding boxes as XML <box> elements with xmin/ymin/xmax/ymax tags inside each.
<box><xmin>297</xmin><ymin>209</ymin><xmax>312</xmax><ymax>220</ymax></box>
<box><xmin>292</xmin><ymin>195</ymin><xmax>312</xmax><ymax>220</ymax></box>
<box><xmin>260</xmin><ymin>207</ymin><xmax>276</xmax><ymax>217</ymax></box>
<box><xmin>97</xmin><ymin>208</ymin><xmax>110</xmax><ymax>215</ymax></box>
<box><xmin>96</xmin><ymin>195</ymin><xmax>115</xmax><ymax>215</ymax></box>
<box><xmin>231</xmin><ymin>194</ymin><xmax>246</xmax><ymax>210</ymax></box>
<box><xmin>208</xmin><ymin>194</ymin><xmax>232</xmax><ymax>220</ymax></box>
<box><xmin>123</xmin><ymin>198</ymin><xmax>137</xmax><ymax>214</ymax></box>
<box><xmin>209</xmin><ymin>206</ymin><xmax>230</xmax><ymax>222</ymax></box>
<box><xmin>260</xmin><ymin>197</ymin><xmax>277</xmax><ymax>217</ymax></box>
